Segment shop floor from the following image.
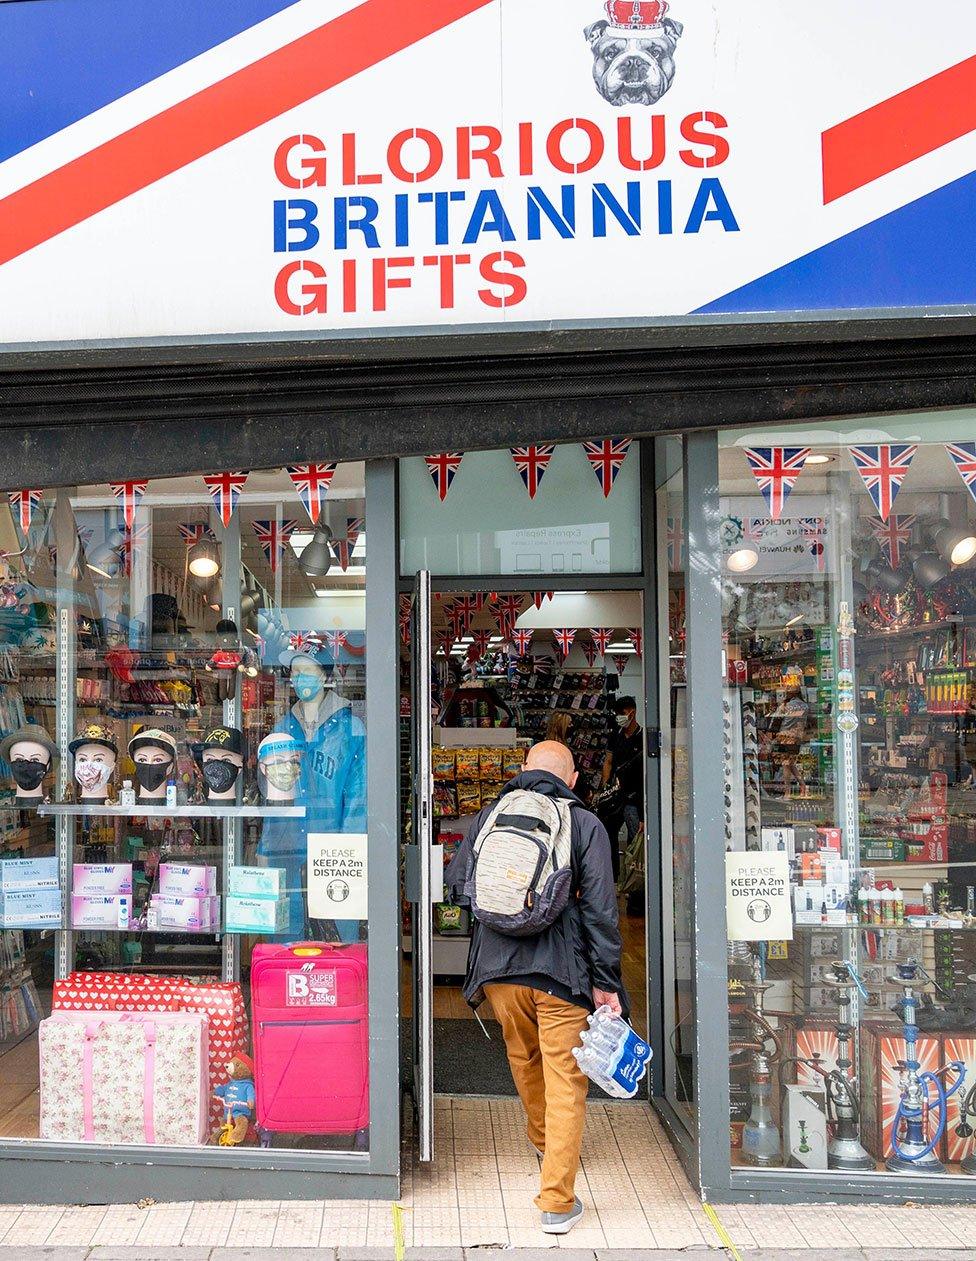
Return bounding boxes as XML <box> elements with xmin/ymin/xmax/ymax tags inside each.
<box><xmin>4</xmin><ymin>1100</ymin><xmax>976</xmax><ymax>1253</ymax></box>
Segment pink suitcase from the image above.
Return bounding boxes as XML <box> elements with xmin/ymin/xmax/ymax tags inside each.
<box><xmin>250</xmin><ymin>942</ymin><xmax>369</xmax><ymax>1149</ymax></box>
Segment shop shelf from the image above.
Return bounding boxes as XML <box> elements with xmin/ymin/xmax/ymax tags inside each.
<box><xmin>36</xmin><ymin>803</ymin><xmax>306</xmax><ymax>819</ymax></box>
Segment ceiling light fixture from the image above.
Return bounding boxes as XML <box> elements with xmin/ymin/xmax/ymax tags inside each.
<box><xmin>726</xmin><ymin>544</ymin><xmax>759</xmax><ymax>573</ymax></box>
<box><xmin>188</xmin><ymin>536</ymin><xmax>220</xmax><ymax>579</ymax></box>
<box><xmin>804</xmin><ymin>453</ymin><xmax>832</xmax><ymax>465</ymax></box>
<box><xmin>933</xmin><ymin>524</ymin><xmax>976</xmax><ymax>567</ymax></box>
<box><xmin>300</xmin><ymin>526</ymin><xmax>334</xmax><ymax>578</ymax></box>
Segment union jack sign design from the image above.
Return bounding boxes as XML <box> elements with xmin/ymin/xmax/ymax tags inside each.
<box><xmin>744</xmin><ymin>448</ymin><xmax>811</xmax><ymax>521</ymax></box>
<box><xmin>178</xmin><ymin>523</ymin><xmax>216</xmax><ymax>547</ymax></box>
<box><xmin>511</xmin><ymin>628</ymin><xmax>534</xmax><ymax>655</ymax></box>
<box><xmin>945</xmin><ymin>442</ymin><xmax>976</xmax><ymax>505</ymax></box>
<box><xmin>424</xmin><ymin>452</ymin><xmax>464</xmax><ymax>501</ymax></box>
<box><xmin>203</xmin><ymin>471</ymin><xmax>249</xmax><ymax>526</ymax></box>
<box><xmin>591</xmin><ymin>628</ymin><xmax>613</xmax><ymax>656</ymax></box>
<box><xmin>628</xmin><ymin>628</ymin><xmax>643</xmax><ymax>658</ymax></box>
<box><xmin>493</xmin><ymin>594</ymin><xmax>524</xmax><ymax>638</ymax></box>
<box><xmin>332</xmin><ymin>517</ymin><xmax>365</xmax><ymax>571</ymax></box>
<box><xmin>109</xmin><ymin>480</ymin><xmax>149</xmax><ymax>530</ymax></box>
<box><xmin>9</xmin><ymin>490</ymin><xmax>43</xmax><ymax>535</ymax></box>
<box><xmin>612</xmin><ymin>655</ymin><xmax>630</xmax><ymax>677</ymax></box>
<box><xmin>582</xmin><ymin>439</ymin><xmax>632</xmax><ymax>497</ymax></box>
<box><xmin>323</xmin><ymin>630</ymin><xmax>348</xmax><ymax>657</ymax></box>
<box><xmin>848</xmin><ymin>444</ymin><xmax>917</xmax><ymax>520</ymax></box>
<box><xmin>867</xmin><ymin>514</ymin><xmax>916</xmax><ymax>568</ymax></box>
<box><xmin>582</xmin><ymin>639</ymin><xmax>597</xmax><ymax>666</ymax></box>
<box><xmin>511</xmin><ymin>445</ymin><xmax>555</xmax><ymax>499</ymax></box>
<box><xmin>553</xmin><ymin>627</ymin><xmax>576</xmax><ymax>656</ymax></box>
<box><xmin>286</xmin><ymin>464</ymin><xmax>337</xmax><ymax>525</ymax></box>
<box><xmin>252</xmin><ymin>518</ymin><xmax>299</xmax><ymax>572</ymax></box>
<box><xmin>667</xmin><ymin>516</ymin><xmax>683</xmax><ymax>570</ymax></box>
<box><xmin>119</xmin><ymin>522</ymin><xmax>150</xmax><ymax>577</ymax></box>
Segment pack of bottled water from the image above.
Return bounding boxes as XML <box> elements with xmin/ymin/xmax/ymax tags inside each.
<box><xmin>572</xmin><ymin>1005</ymin><xmax>652</xmax><ymax>1098</ymax></box>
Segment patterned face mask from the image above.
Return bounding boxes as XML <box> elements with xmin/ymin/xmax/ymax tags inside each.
<box><xmin>75</xmin><ymin>759</ymin><xmax>113</xmax><ymax>792</ymax></box>
<box><xmin>262</xmin><ymin>759</ymin><xmax>301</xmax><ymax>792</ymax></box>
<box><xmin>202</xmin><ymin>760</ymin><xmax>240</xmax><ymax>794</ymax></box>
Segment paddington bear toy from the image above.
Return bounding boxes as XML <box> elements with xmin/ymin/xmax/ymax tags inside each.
<box><xmin>212</xmin><ymin>1051</ymin><xmax>256</xmax><ymax>1146</ymax></box>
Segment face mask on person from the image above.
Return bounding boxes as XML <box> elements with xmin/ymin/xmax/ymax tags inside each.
<box><xmin>262</xmin><ymin>760</ymin><xmax>301</xmax><ymax>793</ymax></box>
<box><xmin>135</xmin><ymin>761</ymin><xmax>172</xmax><ymax>792</ymax></box>
<box><xmin>75</xmin><ymin>760</ymin><xmax>113</xmax><ymax>793</ymax></box>
<box><xmin>10</xmin><ymin>759</ymin><xmax>47</xmax><ymax>790</ymax></box>
<box><xmin>292</xmin><ymin>671</ymin><xmax>324</xmax><ymax>703</ymax></box>
<box><xmin>202</xmin><ymin>759</ymin><xmax>240</xmax><ymax>794</ymax></box>
<box><xmin>615</xmin><ymin>713</ymin><xmax>631</xmax><ymax>728</ymax></box>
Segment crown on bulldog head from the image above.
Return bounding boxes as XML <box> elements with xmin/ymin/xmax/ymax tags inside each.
<box><xmin>605</xmin><ymin>0</ymin><xmax>669</xmax><ymax>28</ymax></box>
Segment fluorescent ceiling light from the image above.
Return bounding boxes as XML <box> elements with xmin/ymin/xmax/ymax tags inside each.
<box><xmin>804</xmin><ymin>453</ymin><xmax>832</xmax><ymax>466</ymax></box>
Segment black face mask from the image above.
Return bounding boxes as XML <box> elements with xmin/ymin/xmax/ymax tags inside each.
<box><xmin>11</xmin><ymin>759</ymin><xmax>47</xmax><ymax>790</ymax></box>
<box><xmin>202</xmin><ymin>760</ymin><xmax>240</xmax><ymax>794</ymax></box>
<box><xmin>135</xmin><ymin>762</ymin><xmax>171</xmax><ymax>792</ymax></box>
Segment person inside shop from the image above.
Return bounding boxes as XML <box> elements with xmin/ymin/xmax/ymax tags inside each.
<box><xmin>257</xmin><ymin>641</ymin><xmax>365</xmax><ymax>943</ymax></box>
<box><xmin>445</xmin><ymin>740</ymin><xmax>625</xmax><ymax>1237</ymax></box>
<box><xmin>766</xmin><ymin>678</ymin><xmax>810</xmax><ymax>797</ymax></box>
<box><xmin>598</xmin><ymin>696</ymin><xmax>644</xmax><ymax>883</ymax></box>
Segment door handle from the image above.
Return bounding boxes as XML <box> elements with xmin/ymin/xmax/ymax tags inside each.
<box><xmin>646</xmin><ymin>728</ymin><xmax>662</xmax><ymax>759</ymax></box>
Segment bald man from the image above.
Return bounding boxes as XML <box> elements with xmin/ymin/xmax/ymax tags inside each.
<box><xmin>445</xmin><ymin>740</ymin><xmax>625</xmax><ymax>1236</ymax></box>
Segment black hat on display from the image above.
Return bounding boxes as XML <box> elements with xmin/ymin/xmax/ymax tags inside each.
<box><xmin>0</xmin><ymin>724</ymin><xmax>59</xmax><ymax>765</ymax></box>
<box><xmin>193</xmin><ymin>726</ymin><xmax>244</xmax><ymax>763</ymax></box>
<box><xmin>127</xmin><ymin>727</ymin><xmax>178</xmax><ymax>760</ymax></box>
<box><xmin>68</xmin><ymin>723</ymin><xmax>119</xmax><ymax>756</ymax></box>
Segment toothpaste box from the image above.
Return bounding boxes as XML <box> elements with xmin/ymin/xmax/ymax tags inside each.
<box><xmin>225</xmin><ymin>893</ymin><xmax>287</xmax><ymax>934</ymax></box>
<box><xmin>227</xmin><ymin>865</ymin><xmax>285</xmax><ymax>898</ymax></box>
<box><xmin>71</xmin><ymin>894</ymin><xmax>131</xmax><ymax>930</ymax></box>
<box><xmin>0</xmin><ymin>887</ymin><xmax>62</xmax><ymax>927</ymax></box>
<box><xmin>0</xmin><ymin>857</ymin><xmax>59</xmax><ymax>891</ymax></box>
<box><xmin>158</xmin><ymin>863</ymin><xmax>216</xmax><ymax>898</ymax></box>
<box><xmin>73</xmin><ymin>863</ymin><xmax>133</xmax><ymax>896</ymax></box>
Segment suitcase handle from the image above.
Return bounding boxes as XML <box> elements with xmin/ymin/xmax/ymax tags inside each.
<box><xmin>283</xmin><ymin>942</ymin><xmax>356</xmax><ymax>956</ymax></box>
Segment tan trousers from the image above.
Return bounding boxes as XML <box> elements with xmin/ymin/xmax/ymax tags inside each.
<box><xmin>485</xmin><ymin>983</ymin><xmax>590</xmax><ymax>1214</ymax></box>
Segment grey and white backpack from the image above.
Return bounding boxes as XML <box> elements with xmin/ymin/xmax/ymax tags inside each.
<box><xmin>465</xmin><ymin>789</ymin><xmax>574</xmax><ymax>937</ymax></box>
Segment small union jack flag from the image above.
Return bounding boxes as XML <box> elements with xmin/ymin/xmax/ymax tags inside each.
<box><xmin>744</xmin><ymin>447</ymin><xmax>810</xmax><ymax>521</ymax></box>
<box><xmin>612</xmin><ymin>654</ymin><xmax>630</xmax><ymax>677</ymax></box>
<box><xmin>867</xmin><ymin>514</ymin><xmax>916</xmax><ymax>569</ymax></box>
<box><xmin>453</xmin><ymin>594</ymin><xmax>483</xmax><ymax>623</ymax></box>
<box><xmin>119</xmin><ymin>522</ymin><xmax>150</xmax><ymax>577</ymax></box>
<box><xmin>178</xmin><ymin>523</ymin><xmax>216</xmax><ymax>547</ymax></box>
<box><xmin>398</xmin><ymin>594</ymin><xmax>411</xmax><ymax>622</ymax></box>
<box><xmin>109</xmin><ymin>479</ymin><xmax>149</xmax><ymax>529</ymax></box>
<box><xmin>332</xmin><ymin>517</ymin><xmax>365</xmax><ymax>571</ymax></box>
<box><xmin>288</xmin><ymin>631</ymin><xmax>315</xmax><ymax>653</ymax></box>
<box><xmin>582</xmin><ymin>639</ymin><xmax>597</xmax><ymax>666</ymax></box>
<box><xmin>628</xmin><ymin>628</ymin><xmax>643</xmax><ymax>658</ymax></box>
<box><xmin>799</xmin><ymin>517</ymin><xmax>826</xmax><ymax>572</ymax></box>
<box><xmin>252</xmin><ymin>519</ymin><xmax>299</xmax><ymax>573</ymax></box>
<box><xmin>494</xmin><ymin>594</ymin><xmax>524</xmax><ymax>638</ymax></box>
<box><xmin>591</xmin><ymin>628</ymin><xmax>613</xmax><ymax>656</ymax></box>
<box><xmin>448</xmin><ymin>606</ymin><xmax>467</xmax><ymax>640</ymax></box>
<box><xmin>553</xmin><ymin>628</ymin><xmax>576</xmax><ymax>657</ymax></box>
<box><xmin>531</xmin><ymin>591</ymin><xmax>555</xmax><ymax>610</ymax></box>
<box><xmin>203</xmin><ymin>471</ymin><xmax>249</xmax><ymax>526</ymax></box>
<box><xmin>945</xmin><ymin>442</ymin><xmax>976</xmax><ymax>505</ymax></box>
<box><xmin>469</xmin><ymin>629</ymin><xmax>492</xmax><ymax>660</ymax></box>
<box><xmin>424</xmin><ymin>452</ymin><xmax>464</xmax><ymax>501</ymax></box>
<box><xmin>848</xmin><ymin>444</ymin><xmax>917</xmax><ymax>520</ymax></box>
<box><xmin>511</xmin><ymin>628</ymin><xmax>533</xmax><ymax>655</ymax></box>
<box><xmin>666</xmin><ymin>516</ymin><xmax>683</xmax><ymax>570</ymax></box>
<box><xmin>286</xmin><ymin>463</ymin><xmax>337</xmax><ymax>524</ymax></box>
<box><xmin>323</xmin><ymin>630</ymin><xmax>348</xmax><ymax>657</ymax></box>
<box><xmin>511</xmin><ymin>445</ymin><xmax>555</xmax><ymax>499</ymax></box>
<box><xmin>9</xmin><ymin>490</ymin><xmax>43</xmax><ymax>535</ymax></box>
<box><xmin>582</xmin><ymin>439</ymin><xmax>632</xmax><ymax>497</ymax></box>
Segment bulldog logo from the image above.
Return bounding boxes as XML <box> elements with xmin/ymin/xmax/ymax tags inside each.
<box><xmin>585</xmin><ymin>0</ymin><xmax>683</xmax><ymax>108</ymax></box>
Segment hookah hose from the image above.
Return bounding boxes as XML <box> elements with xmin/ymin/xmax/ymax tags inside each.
<box><xmin>890</xmin><ymin>1062</ymin><xmax>966</xmax><ymax>1161</ymax></box>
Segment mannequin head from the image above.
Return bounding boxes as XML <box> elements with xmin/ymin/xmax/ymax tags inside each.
<box><xmin>128</xmin><ymin>728</ymin><xmax>178</xmax><ymax>800</ymax></box>
<box><xmin>69</xmin><ymin>724</ymin><xmax>119</xmax><ymax>802</ymax></box>
<box><xmin>0</xmin><ymin>725</ymin><xmax>58</xmax><ymax>800</ymax></box>
<box><xmin>195</xmin><ymin>726</ymin><xmax>245</xmax><ymax>800</ymax></box>
<box><xmin>290</xmin><ymin>656</ymin><xmax>328</xmax><ymax>705</ymax></box>
<box><xmin>257</xmin><ymin>732</ymin><xmax>303</xmax><ymax>802</ymax></box>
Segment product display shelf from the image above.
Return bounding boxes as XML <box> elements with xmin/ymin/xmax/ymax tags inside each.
<box><xmin>37</xmin><ymin>803</ymin><xmax>305</xmax><ymax>818</ymax></box>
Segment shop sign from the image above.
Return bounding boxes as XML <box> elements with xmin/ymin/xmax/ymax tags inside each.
<box><xmin>2</xmin><ymin>1</ymin><xmax>976</xmax><ymax>346</ymax></box>
<box><xmin>726</xmin><ymin>850</ymin><xmax>793</xmax><ymax>942</ymax></box>
<box><xmin>307</xmin><ymin>832</ymin><xmax>368</xmax><ymax>921</ymax></box>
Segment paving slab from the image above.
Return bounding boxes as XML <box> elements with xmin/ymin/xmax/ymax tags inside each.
<box><xmin>89</xmin><ymin>1252</ymin><xmax>213</xmax><ymax>1261</ymax></box>
<box><xmin>216</xmin><ymin>1252</ymin><xmax>336</xmax><ymax>1260</ymax></box>
<box><xmin>0</xmin><ymin>1251</ymin><xmax>88</xmax><ymax>1260</ymax></box>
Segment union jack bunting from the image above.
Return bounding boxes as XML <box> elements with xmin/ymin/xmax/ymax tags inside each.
<box><xmin>400</xmin><ymin>618</ymin><xmax>411</xmax><ymax>646</ymax></box>
<box><xmin>628</xmin><ymin>628</ymin><xmax>643</xmax><ymax>658</ymax></box>
<box><xmin>531</xmin><ymin>591</ymin><xmax>555</xmax><ymax>610</ymax></box>
<box><xmin>553</xmin><ymin>628</ymin><xmax>576</xmax><ymax>656</ymax></box>
<box><xmin>424</xmin><ymin>452</ymin><xmax>464</xmax><ymax>501</ymax></box>
<box><xmin>666</xmin><ymin>516</ymin><xmax>683</xmax><ymax>570</ymax></box>
<box><xmin>323</xmin><ymin>630</ymin><xmax>348</xmax><ymax>657</ymax></box>
<box><xmin>612</xmin><ymin>655</ymin><xmax>630</xmax><ymax>677</ymax></box>
<box><xmin>333</xmin><ymin>517</ymin><xmax>365</xmax><ymax>571</ymax></box>
<box><xmin>867</xmin><ymin>514</ymin><xmax>916</xmax><ymax>569</ymax></box>
<box><xmin>469</xmin><ymin>629</ymin><xmax>492</xmax><ymax>659</ymax></box>
<box><xmin>203</xmin><ymin>471</ymin><xmax>249</xmax><ymax>526</ymax></box>
<box><xmin>288</xmin><ymin>631</ymin><xmax>315</xmax><ymax>653</ymax></box>
<box><xmin>511</xmin><ymin>628</ymin><xmax>533</xmax><ymax>655</ymax></box>
<box><xmin>398</xmin><ymin>594</ymin><xmax>411</xmax><ymax>621</ymax></box>
<box><xmin>251</xmin><ymin>519</ymin><xmax>299</xmax><ymax>573</ymax></box>
<box><xmin>286</xmin><ymin>463</ymin><xmax>337</xmax><ymax>524</ymax></box>
<box><xmin>945</xmin><ymin>442</ymin><xmax>976</xmax><ymax>505</ymax></box>
<box><xmin>119</xmin><ymin>522</ymin><xmax>150</xmax><ymax>578</ymax></box>
<box><xmin>799</xmin><ymin>517</ymin><xmax>827</xmax><ymax>572</ymax></box>
<box><xmin>744</xmin><ymin>447</ymin><xmax>811</xmax><ymax>521</ymax></box>
<box><xmin>453</xmin><ymin>594</ymin><xmax>483</xmax><ymax>622</ymax></box>
<box><xmin>448</xmin><ymin>606</ymin><xmax>467</xmax><ymax>640</ymax></box>
<box><xmin>582</xmin><ymin>439</ymin><xmax>632</xmax><ymax>497</ymax></box>
<box><xmin>109</xmin><ymin>479</ymin><xmax>149</xmax><ymax>530</ymax></box>
<box><xmin>848</xmin><ymin>444</ymin><xmax>917</xmax><ymax>520</ymax></box>
<box><xmin>178</xmin><ymin>523</ymin><xmax>216</xmax><ymax>547</ymax></box>
<box><xmin>494</xmin><ymin>594</ymin><xmax>524</xmax><ymax>638</ymax></box>
<box><xmin>511</xmin><ymin>445</ymin><xmax>555</xmax><ymax>499</ymax></box>
<box><xmin>582</xmin><ymin>639</ymin><xmax>597</xmax><ymax>666</ymax></box>
<box><xmin>591</xmin><ymin>628</ymin><xmax>613</xmax><ymax>656</ymax></box>
<box><xmin>9</xmin><ymin>490</ymin><xmax>43</xmax><ymax>535</ymax></box>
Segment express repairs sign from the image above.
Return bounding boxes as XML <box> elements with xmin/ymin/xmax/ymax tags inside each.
<box><xmin>2</xmin><ymin>0</ymin><xmax>976</xmax><ymax>344</ymax></box>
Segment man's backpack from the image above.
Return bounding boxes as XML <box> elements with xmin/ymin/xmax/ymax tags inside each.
<box><xmin>465</xmin><ymin>789</ymin><xmax>574</xmax><ymax>937</ymax></box>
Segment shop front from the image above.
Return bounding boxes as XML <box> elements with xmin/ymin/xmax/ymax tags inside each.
<box><xmin>4</xmin><ymin>0</ymin><xmax>976</xmax><ymax>1211</ymax></box>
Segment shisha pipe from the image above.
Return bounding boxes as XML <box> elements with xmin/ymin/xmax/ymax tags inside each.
<box><xmin>956</xmin><ymin>1077</ymin><xmax>976</xmax><ymax>1175</ymax></box>
<box><xmin>738</xmin><ymin>979</ymin><xmax>785</xmax><ymax>1168</ymax></box>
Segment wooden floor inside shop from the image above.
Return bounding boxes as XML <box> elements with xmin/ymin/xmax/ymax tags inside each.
<box><xmin>0</xmin><ymin>1032</ymin><xmax>39</xmax><ymax>1139</ymax></box>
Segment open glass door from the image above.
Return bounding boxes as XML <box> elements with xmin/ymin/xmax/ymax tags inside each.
<box><xmin>407</xmin><ymin>570</ymin><xmax>441</xmax><ymax>1162</ymax></box>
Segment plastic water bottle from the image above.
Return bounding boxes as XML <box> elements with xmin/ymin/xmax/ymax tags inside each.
<box><xmin>572</xmin><ymin>1005</ymin><xmax>652</xmax><ymax>1098</ymax></box>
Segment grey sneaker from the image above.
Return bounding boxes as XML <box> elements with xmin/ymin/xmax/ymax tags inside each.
<box><xmin>540</xmin><ymin>1197</ymin><xmax>584</xmax><ymax>1235</ymax></box>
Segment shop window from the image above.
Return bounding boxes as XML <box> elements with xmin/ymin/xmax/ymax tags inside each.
<box><xmin>398</xmin><ymin>443</ymin><xmax>641</xmax><ymax>576</ymax></box>
<box><xmin>0</xmin><ymin>464</ymin><xmax>370</xmax><ymax>1156</ymax></box>
<box><xmin>720</xmin><ymin>421</ymin><xmax>976</xmax><ymax>1178</ymax></box>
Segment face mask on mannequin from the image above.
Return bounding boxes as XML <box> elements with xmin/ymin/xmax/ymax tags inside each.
<box><xmin>11</xmin><ymin>759</ymin><xmax>47</xmax><ymax>791</ymax></box>
<box><xmin>202</xmin><ymin>760</ymin><xmax>240</xmax><ymax>794</ymax></box>
<box><xmin>262</xmin><ymin>759</ymin><xmax>301</xmax><ymax>793</ymax></box>
<box><xmin>292</xmin><ymin>669</ymin><xmax>325</xmax><ymax>703</ymax></box>
<box><xmin>75</xmin><ymin>759</ymin><xmax>113</xmax><ymax>794</ymax></box>
<box><xmin>135</xmin><ymin>762</ymin><xmax>172</xmax><ymax>792</ymax></box>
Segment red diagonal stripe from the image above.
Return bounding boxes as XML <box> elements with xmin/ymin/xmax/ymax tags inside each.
<box><xmin>823</xmin><ymin>53</ymin><xmax>976</xmax><ymax>204</ymax></box>
<box><xmin>0</xmin><ymin>0</ymin><xmax>492</xmax><ymax>267</ymax></box>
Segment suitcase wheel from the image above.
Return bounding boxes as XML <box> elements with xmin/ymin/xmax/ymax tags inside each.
<box><xmin>354</xmin><ymin>1127</ymin><xmax>369</xmax><ymax>1152</ymax></box>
